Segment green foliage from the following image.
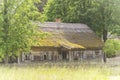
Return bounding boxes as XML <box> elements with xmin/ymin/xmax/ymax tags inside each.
<box><xmin>104</xmin><ymin>39</ymin><xmax>120</xmax><ymax>58</ymax></box>
<box><xmin>44</xmin><ymin>0</ymin><xmax>120</xmax><ymax>37</ymax></box>
<box><xmin>36</xmin><ymin>0</ymin><xmax>48</xmax><ymax>12</ymax></box>
<box><xmin>0</xmin><ymin>0</ymin><xmax>43</xmax><ymax>62</ymax></box>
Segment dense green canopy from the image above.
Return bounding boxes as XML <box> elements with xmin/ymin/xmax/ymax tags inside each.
<box><xmin>0</xmin><ymin>0</ymin><xmax>43</xmax><ymax>63</ymax></box>
<box><xmin>44</xmin><ymin>0</ymin><xmax>120</xmax><ymax>38</ymax></box>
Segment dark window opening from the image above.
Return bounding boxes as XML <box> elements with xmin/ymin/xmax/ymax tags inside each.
<box><xmin>25</xmin><ymin>55</ymin><xmax>30</xmax><ymax>60</ymax></box>
<box><xmin>44</xmin><ymin>55</ymin><xmax>47</xmax><ymax>60</ymax></box>
<box><xmin>62</xmin><ymin>51</ymin><xmax>67</xmax><ymax>60</ymax></box>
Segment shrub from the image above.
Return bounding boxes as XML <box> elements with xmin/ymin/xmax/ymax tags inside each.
<box><xmin>104</xmin><ymin>39</ymin><xmax>120</xmax><ymax>58</ymax></box>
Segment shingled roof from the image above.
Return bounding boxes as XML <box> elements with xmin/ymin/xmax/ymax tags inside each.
<box><xmin>34</xmin><ymin>22</ymin><xmax>104</xmax><ymax>50</ymax></box>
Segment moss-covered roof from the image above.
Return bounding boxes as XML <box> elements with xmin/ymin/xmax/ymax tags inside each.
<box><xmin>33</xmin><ymin>22</ymin><xmax>104</xmax><ymax>50</ymax></box>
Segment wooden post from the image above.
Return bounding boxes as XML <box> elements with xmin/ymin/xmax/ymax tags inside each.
<box><xmin>22</xmin><ymin>53</ymin><xmax>25</xmax><ymax>62</ymax></box>
<box><xmin>69</xmin><ymin>51</ymin><xmax>73</xmax><ymax>61</ymax></box>
<box><xmin>31</xmin><ymin>54</ymin><xmax>34</xmax><ymax>61</ymax></box>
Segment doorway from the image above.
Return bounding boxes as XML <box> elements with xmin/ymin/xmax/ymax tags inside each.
<box><xmin>44</xmin><ymin>55</ymin><xmax>47</xmax><ymax>60</ymax></box>
<box><xmin>61</xmin><ymin>51</ymin><xmax>68</xmax><ymax>60</ymax></box>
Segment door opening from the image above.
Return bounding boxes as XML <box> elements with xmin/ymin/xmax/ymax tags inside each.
<box><xmin>61</xmin><ymin>51</ymin><xmax>68</xmax><ymax>60</ymax></box>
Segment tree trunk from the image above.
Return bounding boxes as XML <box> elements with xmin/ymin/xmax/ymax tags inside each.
<box><xmin>103</xmin><ymin>52</ymin><xmax>106</xmax><ymax>63</ymax></box>
<box><xmin>103</xmin><ymin>28</ymin><xmax>108</xmax><ymax>63</ymax></box>
<box><xmin>3</xmin><ymin>0</ymin><xmax>9</xmax><ymax>64</ymax></box>
<box><xmin>17</xmin><ymin>56</ymin><xmax>20</xmax><ymax>64</ymax></box>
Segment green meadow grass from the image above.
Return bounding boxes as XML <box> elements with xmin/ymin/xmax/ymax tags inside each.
<box><xmin>0</xmin><ymin>63</ymin><xmax>119</xmax><ymax>80</ymax></box>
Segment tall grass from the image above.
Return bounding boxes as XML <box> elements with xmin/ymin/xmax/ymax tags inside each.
<box><xmin>0</xmin><ymin>64</ymin><xmax>113</xmax><ymax>80</ymax></box>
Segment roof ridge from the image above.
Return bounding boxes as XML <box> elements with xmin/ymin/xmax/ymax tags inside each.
<box><xmin>38</xmin><ymin>22</ymin><xmax>89</xmax><ymax>29</ymax></box>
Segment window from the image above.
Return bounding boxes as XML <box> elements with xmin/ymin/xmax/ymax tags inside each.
<box><xmin>95</xmin><ymin>50</ymin><xmax>100</xmax><ymax>56</ymax></box>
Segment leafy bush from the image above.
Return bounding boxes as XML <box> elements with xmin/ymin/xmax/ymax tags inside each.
<box><xmin>104</xmin><ymin>39</ymin><xmax>120</xmax><ymax>58</ymax></box>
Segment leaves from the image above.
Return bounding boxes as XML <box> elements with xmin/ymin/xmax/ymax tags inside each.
<box><xmin>0</xmin><ymin>0</ymin><xmax>43</xmax><ymax>59</ymax></box>
<box><xmin>44</xmin><ymin>0</ymin><xmax>120</xmax><ymax>37</ymax></box>
<box><xmin>104</xmin><ymin>39</ymin><xmax>120</xmax><ymax>58</ymax></box>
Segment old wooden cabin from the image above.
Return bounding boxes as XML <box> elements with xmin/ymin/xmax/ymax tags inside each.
<box><xmin>21</xmin><ymin>22</ymin><xmax>104</xmax><ymax>62</ymax></box>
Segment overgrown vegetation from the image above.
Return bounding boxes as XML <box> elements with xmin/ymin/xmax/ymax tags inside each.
<box><xmin>0</xmin><ymin>0</ymin><xmax>44</xmax><ymax>63</ymax></box>
<box><xmin>0</xmin><ymin>65</ymin><xmax>112</xmax><ymax>80</ymax></box>
<box><xmin>104</xmin><ymin>39</ymin><xmax>120</xmax><ymax>58</ymax></box>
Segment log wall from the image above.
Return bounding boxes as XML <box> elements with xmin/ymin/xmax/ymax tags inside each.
<box><xmin>21</xmin><ymin>49</ymin><xmax>103</xmax><ymax>62</ymax></box>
